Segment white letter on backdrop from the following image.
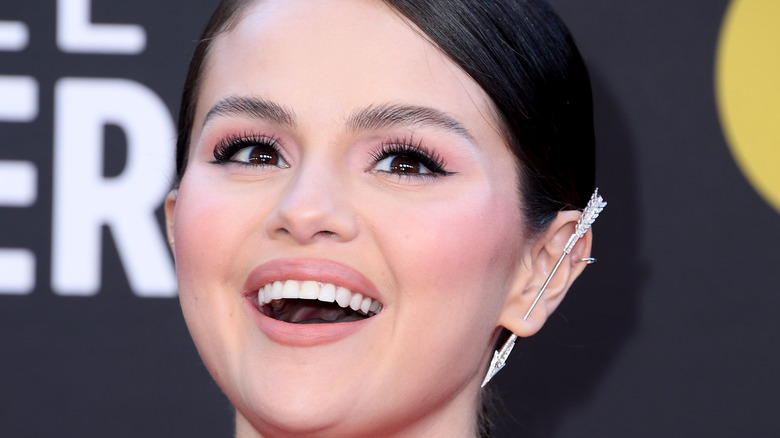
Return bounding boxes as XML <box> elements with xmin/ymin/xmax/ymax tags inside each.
<box><xmin>53</xmin><ymin>78</ymin><xmax>176</xmax><ymax>297</ymax></box>
<box><xmin>0</xmin><ymin>20</ymin><xmax>29</xmax><ymax>52</ymax></box>
<box><xmin>56</xmin><ymin>0</ymin><xmax>146</xmax><ymax>54</ymax></box>
<box><xmin>0</xmin><ymin>160</ymin><xmax>38</xmax><ymax>295</ymax></box>
<box><xmin>0</xmin><ymin>74</ymin><xmax>38</xmax><ymax>295</ymax></box>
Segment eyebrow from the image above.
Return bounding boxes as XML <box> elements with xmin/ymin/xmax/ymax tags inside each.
<box><xmin>203</xmin><ymin>97</ymin><xmax>473</xmax><ymax>142</ymax></box>
<box><xmin>347</xmin><ymin>104</ymin><xmax>473</xmax><ymax>141</ymax></box>
<box><xmin>203</xmin><ymin>96</ymin><xmax>296</xmax><ymax>127</ymax></box>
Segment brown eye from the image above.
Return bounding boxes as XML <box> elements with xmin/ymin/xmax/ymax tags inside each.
<box><xmin>389</xmin><ymin>156</ymin><xmax>425</xmax><ymax>174</ymax></box>
<box><xmin>374</xmin><ymin>155</ymin><xmax>431</xmax><ymax>175</ymax></box>
<box><xmin>246</xmin><ymin>146</ymin><xmax>280</xmax><ymax>165</ymax></box>
<box><xmin>232</xmin><ymin>144</ymin><xmax>290</xmax><ymax>168</ymax></box>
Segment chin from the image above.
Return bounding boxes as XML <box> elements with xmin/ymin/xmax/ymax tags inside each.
<box><xmin>218</xmin><ymin>344</ymin><xmax>482</xmax><ymax>438</ymax></box>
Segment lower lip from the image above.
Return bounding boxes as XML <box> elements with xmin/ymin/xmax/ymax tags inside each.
<box><xmin>245</xmin><ymin>297</ymin><xmax>376</xmax><ymax>347</ymax></box>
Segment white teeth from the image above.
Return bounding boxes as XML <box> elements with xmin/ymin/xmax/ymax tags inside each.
<box><xmin>319</xmin><ymin>283</ymin><xmax>336</xmax><ymax>302</ymax></box>
<box><xmin>349</xmin><ymin>293</ymin><xmax>363</xmax><ymax>311</ymax></box>
<box><xmin>360</xmin><ymin>296</ymin><xmax>372</xmax><ymax>314</ymax></box>
<box><xmin>257</xmin><ymin>280</ymin><xmax>383</xmax><ymax>316</ymax></box>
<box><xmin>299</xmin><ymin>281</ymin><xmax>319</xmax><ymax>299</ymax></box>
<box><xmin>335</xmin><ymin>286</ymin><xmax>352</xmax><ymax>308</ymax></box>
<box><xmin>282</xmin><ymin>280</ymin><xmax>299</xmax><ymax>298</ymax></box>
<box><xmin>271</xmin><ymin>281</ymin><xmax>283</xmax><ymax>299</ymax></box>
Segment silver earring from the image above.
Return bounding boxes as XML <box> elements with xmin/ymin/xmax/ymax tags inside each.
<box><xmin>579</xmin><ymin>257</ymin><xmax>597</xmax><ymax>264</ymax></box>
<box><xmin>481</xmin><ymin>189</ymin><xmax>607</xmax><ymax>387</ymax></box>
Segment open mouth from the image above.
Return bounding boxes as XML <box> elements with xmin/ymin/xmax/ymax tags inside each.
<box><xmin>256</xmin><ymin>280</ymin><xmax>383</xmax><ymax>324</ymax></box>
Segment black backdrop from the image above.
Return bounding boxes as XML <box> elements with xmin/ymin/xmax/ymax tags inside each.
<box><xmin>1</xmin><ymin>1</ymin><xmax>778</xmax><ymax>437</ymax></box>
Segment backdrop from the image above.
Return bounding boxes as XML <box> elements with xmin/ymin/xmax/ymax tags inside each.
<box><xmin>1</xmin><ymin>1</ymin><xmax>778</xmax><ymax>437</ymax></box>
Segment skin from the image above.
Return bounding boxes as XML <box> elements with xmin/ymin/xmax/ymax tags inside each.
<box><xmin>166</xmin><ymin>1</ymin><xmax>591</xmax><ymax>437</ymax></box>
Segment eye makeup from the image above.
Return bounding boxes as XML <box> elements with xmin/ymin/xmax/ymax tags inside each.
<box><xmin>209</xmin><ymin>130</ymin><xmax>454</xmax><ymax>179</ymax></box>
<box><xmin>369</xmin><ymin>137</ymin><xmax>453</xmax><ymax>178</ymax></box>
<box><xmin>211</xmin><ymin>132</ymin><xmax>289</xmax><ymax>167</ymax></box>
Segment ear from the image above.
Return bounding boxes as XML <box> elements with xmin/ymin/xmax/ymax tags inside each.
<box><xmin>498</xmin><ymin>210</ymin><xmax>593</xmax><ymax>337</ymax></box>
<box><xmin>164</xmin><ymin>189</ymin><xmax>177</xmax><ymax>254</ymax></box>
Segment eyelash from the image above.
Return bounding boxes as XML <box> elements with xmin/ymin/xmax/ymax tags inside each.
<box><xmin>211</xmin><ymin>132</ymin><xmax>285</xmax><ymax>165</ymax></box>
<box><xmin>369</xmin><ymin>138</ymin><xmax>451</xmax><ymax>177</ymax></box>
<box><xmin>211</xmin><ymin>133</ymin><xmax>450</xmax><ymax>178</ymax></box>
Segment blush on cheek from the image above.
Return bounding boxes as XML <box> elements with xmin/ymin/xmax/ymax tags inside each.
<box><xmin>378</xmin><ymin>186</ymin><xmax>524</xmax><ymax>337</ymax></box>
<box><xmin>426</xmin><ymin>199</ymin><xmax>520</xmax><ymax>284</ymax></box>
<box><xmin>173</xmin><ymin>178</ymin><xmax>246</xmax><ymax>308</ymax></box>
<box><xmin>172</xmin><ymin>180</ymin><xmax>252</xmax><ymax>382</ymax></box>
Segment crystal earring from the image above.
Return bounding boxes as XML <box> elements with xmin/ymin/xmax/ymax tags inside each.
<box><xmin>481</xmin><ymin>189</ymin><xmax>607</xmax><ymax>387</ymax></box>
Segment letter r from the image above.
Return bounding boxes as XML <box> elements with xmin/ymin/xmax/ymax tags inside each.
<box><xmin>52</xmin><ymin>78</ymin><xmax>176</xmax><ymax>297</ymax></box>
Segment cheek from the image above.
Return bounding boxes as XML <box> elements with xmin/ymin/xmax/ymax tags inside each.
<box><xmin>171</xmin><ymin>172</ymin><xmax>262</xmax><ymax>367</ymax></box>
<box><xmin>173</xmin><ymin>179</ymin><xmax>237</xmax><ymax>291</ymax></box>
<box><xmin>173</xmin><ymin>170</ymin><xmax>267</xmax><ymax>284</ymax></box>
<box><xmin>375</xmin><ymin>182</ymin><xmax>524</xmax><ymax>342</ymax></box>
<box><xmin>365</xmin><ymin>182</ymin><xmax>524</xmax><ymax>394</ymax></box>
<box><xmin>388</xmin><ymin>187</ymin><xmax>523</xmax><ymax>300</ymax></box>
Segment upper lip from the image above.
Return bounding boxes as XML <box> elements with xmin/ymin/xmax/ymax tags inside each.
<box><xmin>243</xmin><ymin>258</ymin><xmax>384</xmax><ymax>304</ymax></box>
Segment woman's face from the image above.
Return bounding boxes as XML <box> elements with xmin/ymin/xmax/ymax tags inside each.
<box><xmin>170</xmin><ymin>0</ymin><xmax>528</xmax><ymax>436</ymax></box>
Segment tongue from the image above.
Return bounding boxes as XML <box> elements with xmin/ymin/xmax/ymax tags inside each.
<box><xmin>267</xmin><ymin>300</ymin><xmax>366</xmax><ymax>324</ymax></box>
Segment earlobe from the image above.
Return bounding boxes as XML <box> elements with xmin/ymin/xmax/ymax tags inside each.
<box><xmin>498</xmin><ymin>210</ymin><xmax>593</xmax><ymax>338</ymax></box>
<box><xmin>164</xmin><ymin>190</ymin><xmax>178</xmax><ymax>253</ymax></box>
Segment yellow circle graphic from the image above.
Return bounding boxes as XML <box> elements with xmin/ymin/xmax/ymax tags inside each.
<box><xmin>717</xmin><ymin>0</ymin><xmax>780</xmax><ymax>213</ymax></box>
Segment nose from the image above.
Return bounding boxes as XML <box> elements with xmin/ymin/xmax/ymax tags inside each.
<box><xmin>264</xmin><ymin>158</ymin><xmax>359</xmax><ymax>244</ymax></box>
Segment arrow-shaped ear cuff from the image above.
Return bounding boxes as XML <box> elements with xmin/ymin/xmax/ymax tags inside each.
<box><xmin>481</xmin><ymin>189</ymin><xmax>607</xmax><ymax>387</ymax></box>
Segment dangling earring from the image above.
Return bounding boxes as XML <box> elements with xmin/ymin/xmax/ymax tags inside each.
<box><xmin>481</xmin><ymin>189</ymin><xmax>607</xmax><ymax>387</ymax></box>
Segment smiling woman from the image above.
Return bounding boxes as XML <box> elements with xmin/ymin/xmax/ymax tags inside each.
<box><xmin>165</xmin><ymin>0</ymin><xmax>597</xmax><ymax>437</ymax></box>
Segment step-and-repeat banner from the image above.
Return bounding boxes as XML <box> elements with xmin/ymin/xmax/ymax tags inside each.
<box><xmin>1</xmin><ymin>1</ymin><xmax>778</xmax><ymax>437</ymax></box>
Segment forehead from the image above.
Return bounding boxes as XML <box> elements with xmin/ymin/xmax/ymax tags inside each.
<box><xmin>194</xmin><ymin>0</ymin><xmax>502</xmax><ymax>144</ymax></box>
